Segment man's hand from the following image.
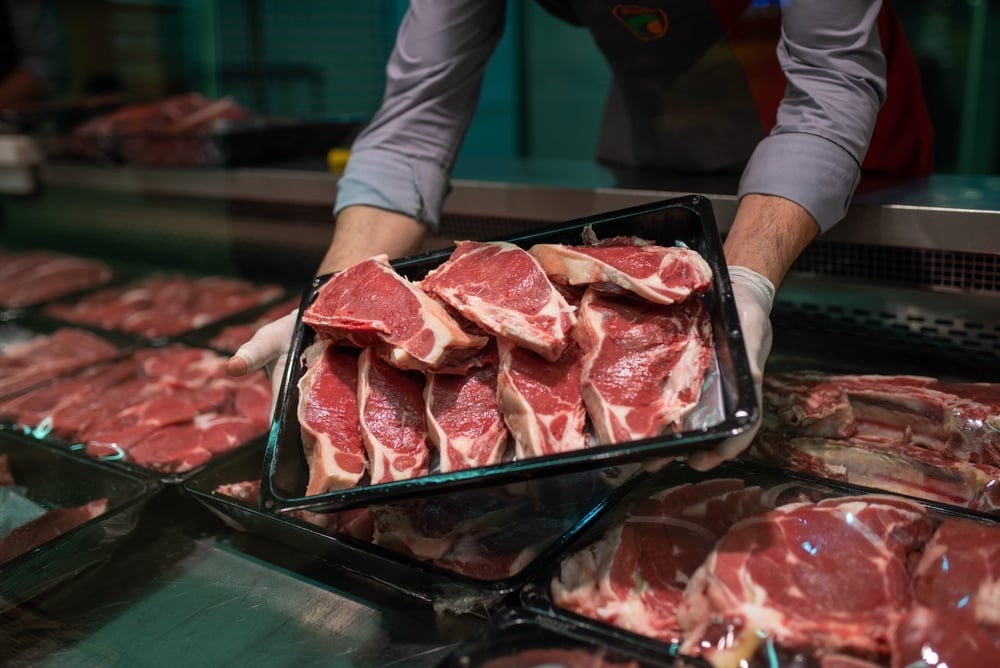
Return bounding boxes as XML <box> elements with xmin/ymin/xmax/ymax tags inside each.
<box><xmin>684</xmin><ymin>193</ymin><xmax>816</xmax><ymax>470</ymax></box>
<box><xmin>686</xmin><ymin>266</ymin><xmax>775</xmax><ymax>470</ymax></box>
<box><xmin>227</xmin><ymin>310</ymin><xmax>298</xmax><ymax>418</ymax></box>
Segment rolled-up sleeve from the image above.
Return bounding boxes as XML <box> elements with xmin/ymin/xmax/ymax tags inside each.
<box><xmin>738</xmin><ymin>1</ymin><xmax>887</xmax><ymax>231</ymax></box>
<box><xmin>335</xmin><ymin>0</ymin><xmax>507</xmax><ymax>231</ymax></box>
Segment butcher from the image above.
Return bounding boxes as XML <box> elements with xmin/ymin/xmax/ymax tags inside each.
<box><xmin>227</xmin><ymin>0</ymin><xmax>933</xmax><ymax>469</ymax></box>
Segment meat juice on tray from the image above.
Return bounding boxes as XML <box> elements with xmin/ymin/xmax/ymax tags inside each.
<box><xmin>293</xmin><ymin>236</ymin><xmax>718</xmax><ymax>496</ymax></box>
<box><xmin>544</xmin><ymin>464</ymin><xmax>1000</xmax><ymax>668</ymax></box>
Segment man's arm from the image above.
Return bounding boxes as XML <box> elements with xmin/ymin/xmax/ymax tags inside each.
<box><xmin>316</xmin><ymin>205</ymin><xmax>427</xmax><ymax>276</ymax></box>
<box><xmin>723</xmin><ymin>194</ymin><xmax>818</xmax><ymax>288</ymax></box>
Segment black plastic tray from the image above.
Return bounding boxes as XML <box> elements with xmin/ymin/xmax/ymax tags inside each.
<box><xmin>183</xmin><ymin>438</ymin><xmax>647</xmax><ymax>614</ymax></box>
<box><xmin>519</xmin><ymin>458</ymin><xmax>1000</xmax><ymax>665</ymax></box>
<box><xmin>263</xmin><ymin>195</ymin><xmax>757</xmax><ymax>514</ymax></box>
<box><xmin>437</xmin><ymin>607</ymin><xmax>707</xmax><ymax>667</ymax></box>
<box><xmin>0</xmin><ymin>431</ymin><xmax>161</xmax><ymax>611</ymax></box>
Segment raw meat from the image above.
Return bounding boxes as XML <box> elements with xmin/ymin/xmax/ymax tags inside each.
<box><xmin>0</xmin><ymin>328</ymin><xmax>120</xmax><ymax>398</ymax></box>
<box><xmin>0</xmin><ymin>249</ymin><xmax>113</xmax><ymax>308</ymax></box>
<box><xmin>303</xmin><ymin>255</ymin><xmax>487</xmax><ymax>372</ymax></box>
<box><xmin>44</xmin><ymin>273</ymin><xmax>283</xmax><ymax>338</ymax></box>
<box><xmin>575</xmin><ymin>289</ymin><xmax>713</xmax><ymax>445</ymax></box>
<box><xmin>749</xmin><ymin>431</ymin><xmax>1000</xmax><ymax>513</ymax></box>
<box><xmin>551</xmin><ymin>479</ymin><xmax>769</xmax><ymax>643</ymax></box>
<box><xmin>297</xmin><ymin>340</ymin><xmax>366</xmax><ymax>494</ymax></box>
<box><xmin>358</xmin><ymin>347</ymin><xmax>430</xmax><ymax>484</ymax></box>
<box><xmin>760</xmin><ymin>372</ymin><xmax>1000</xmax><ymax>468</ymax></box>
<box><xmin>0</xmin><ymin>345</ymin><xmax>271</xmax><ymax>473</ymax></box>
<box><xmin>425</xmin><ymin>343</ymin><xmax>509</xmax><ymax>472</ymax></box>
<box><xmin>677</xmin><ymin>494</ymin><xmax>934</xmax><ymax>663</ymax></box>
<box><xmin>56</xmin><ymin>92</ymin><xmax>251</xmax><ymax>166</ymax></box>
<box><xmin>749</xmin><ymin>371</ymin><xmax>1000</xmax><ymax>513</ymax></box>
<box><xmin>496</xmin><ymin>336</ymin><xmax>587</xmax><ymax>459</ymax></box>
<box><xmin>891</xmin><ymin>517</ymin><xmax>1000</xmax><ymax>667</ymax></box>
<box><xmin>529</xmin><ymin>242</ymin><xmax>712</xmax><ymax>305</ymax></box>
<box><xmin>0</xmin><ymin>499</ymin><xmax>108</xmax><ymax>566</ymax></box>
<box><xmin>419</xmin><ymin>241</ymin><xmax>577</xmax><ymax>362</ymax></box>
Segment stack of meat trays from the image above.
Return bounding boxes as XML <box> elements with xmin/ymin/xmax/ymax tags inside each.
<box><xmin>0</xmin><ymin>430</ymin><xmax>161</xmax><ymax>611</ymax></box>
<box><xmin>262</xmin><ymin>195</ymin><xmax>757</xmax><ymax>518</ymax></box>
<box><xmin>182</xmin><ymin>438</ymin><xmax>647</xmax><ymax>613</ymax></box>
<box><xmin>437</xmin><ymin>607</ymin><xmax>705</xmax><ymax>667</ymax></box>
<box><xmin>517</xmin><ymin>459</ymin><xmax>1000</xmax><ymax>667</ymax></box>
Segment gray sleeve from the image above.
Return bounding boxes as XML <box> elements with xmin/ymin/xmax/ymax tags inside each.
<box><xmin>738</xmin><ymin>0</ymin><xmax>887</xmax><ymax>231</ymax></box>
<box><xmin>8</xmin><ymin>0</ymin><xmax>58</xmax><ymax>84</ymax></box>
<box><xmin>335</xmin><ymin>0</ymin><xmax>507</xmax><ymax>231</ymax></box>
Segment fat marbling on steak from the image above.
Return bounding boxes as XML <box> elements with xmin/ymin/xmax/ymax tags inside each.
<box><xmin>551</xmin><ymin>478</ymin><xmax>769</xmax><ymax>643</ymax></box>
<box><xmin>677</xmin><ymin>494</ymin><xmax>934</xmax><ymax>664</ymax></box>
<box><xmin>496</xmin><ymin>336</ymin><xmax>587</xmax><ymax>459</ymax></box>
<box><xmin>418</xmin><ymin>241</ymin><xmax>577</xmax><ymax>362</ymax></box>
<box><xmin>891</xmin><ymin>516</ymin><xmax>1000</xmax><ymax>667</ymax></box>
<box><xmin>574</xmin><ymin>288</ymin><xmax>713</xmax><ymax>446</ymax></box>
<box><xmin>529</xmin><ymin>241</ymin><xmax>712</xmax><ymax>305</ymax></box>
<box><xmin>358</xmin><ymin>347</ymin><xmax>429</xmax><ymax>484</ymax></box>
<box><xmin>303</xmin><ymin>255</ymin><xmax>487</xmax><ymax>372</ymax></box>
<box><xmin>424</xmin><ymin>343</ymin><xmax>509</xmax><ymax>472</ymax></box>
<box><xmin>297</xmin><ymin>340</ymin><xmax>366</xmax><ymax>495</ymax></box>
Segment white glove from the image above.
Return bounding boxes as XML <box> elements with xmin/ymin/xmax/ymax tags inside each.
<box><xmin>226</xmin><ymin>310</ymin><xmax>298</xmax><ymax>419</ymax></box>
<box><xmin>686</xmin><ymin>265</ymin><xmax>775</xmax><ymax>471</ymax></box>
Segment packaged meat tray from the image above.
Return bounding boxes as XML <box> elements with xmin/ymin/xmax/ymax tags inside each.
<box><xmin>520</xmin><ymin>458</ymin><xmax>1000</xmax><ymax>668</ymax></box>
<box><xmin>0</xmin><ymin>246</ymin><xmax>114</xmax><ymax>309</ymax></box>
<box><xmin>0</xmin><ymin>431</ymin><xmax>161</xmax><ymax>611</ymax></box>
<box><xmin>0</xmin><ymin>343</ymin><xmax>272</xmax><ymax>484</ymax></box>
<box><xmin>183</xmin><ymin>438</ymin><xmax>647</xmax><ymax>613</ymax></box>
<box><xmin>46</xmin><ymin>92</ymin><xmax>364</xmax><ymax>168</ymax></box>
<box><xmin>744</xmin><ymin>370</ymin><xmax>1000</xmax><ymax>517</ymax></box>
<box><xmin>40</xmin><ymin>271</ymin><xmax>286</xmax><ymax>340</ymax></box>
<box><xmin>0</xmin><ymin>315</ymin><xmax>136</xmax><ymax>401</ymax></box>
<box><xmin>437</xmin><ymin>607</ymin><xmax>706</xmax><ymax>667</ymax></box>
<box><xmin>263</xmin><ymin>195</ymin><xmax>757</xmax><ymax>514</ymax></box>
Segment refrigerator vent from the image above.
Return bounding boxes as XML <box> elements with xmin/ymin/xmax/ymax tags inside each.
<box><xmin>792</xmin><ymin>242</ymin><xmax>1000</xmax><ymax>294</ymax></box>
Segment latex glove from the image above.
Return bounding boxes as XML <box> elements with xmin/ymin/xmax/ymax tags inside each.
<box><xmin>686</xmin><ymin>265</ymin><xmax>775</xmax><ymax>471</ymax></box>
<box><xmin>226</xmin><ymin>309</ymin><xmax>298</xmax><ymax>419</ymax></box>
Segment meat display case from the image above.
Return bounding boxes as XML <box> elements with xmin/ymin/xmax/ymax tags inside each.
<box><xmin>1</xmin><ymin>160</ymin><xmax>999</xmax><ymax>665</ymax></box>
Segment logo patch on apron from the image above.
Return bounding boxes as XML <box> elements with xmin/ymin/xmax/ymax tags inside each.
<box><xmin>612</xmin><ymin>4</ymin><xmax>669</xmax><ymax>40</ymax></box>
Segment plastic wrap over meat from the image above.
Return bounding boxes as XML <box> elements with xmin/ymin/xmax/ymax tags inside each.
<box><xmin>549</xmin><ymin>465</ymin><xmax>1000</xmax><ymax>667</ymax></box>
<box><xmin>748</xmin><ymin>372</ymin><xmax>1000</xmax><ymax>514</ymax></box>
